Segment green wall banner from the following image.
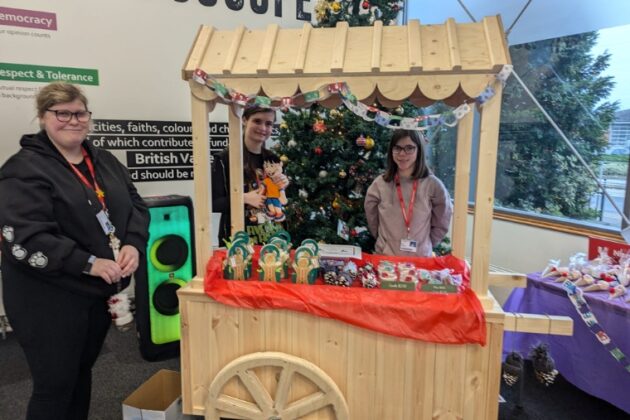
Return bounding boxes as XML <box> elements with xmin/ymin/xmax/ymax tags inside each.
<box><xmin>0</xmin><ymin>62</ymin><xmax>99</xmax><ymax>85</ymax></box>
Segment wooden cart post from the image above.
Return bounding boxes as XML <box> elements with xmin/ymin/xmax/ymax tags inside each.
<box><xmin>179</xmin><ymin>18</ymin><xmax>573</xmax><ymax>419</ymax></box>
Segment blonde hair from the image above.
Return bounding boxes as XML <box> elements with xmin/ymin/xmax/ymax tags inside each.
<box><xmin>35</xmin><ymin>82</ymin><xmax>88</xmax><ymax>118</ymax></box>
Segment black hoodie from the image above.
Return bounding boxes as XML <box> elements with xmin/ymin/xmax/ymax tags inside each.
<box><xmin>0</xmin><ymin>131</ymin><xmax>149</xmax><ymax>298</ymax></box>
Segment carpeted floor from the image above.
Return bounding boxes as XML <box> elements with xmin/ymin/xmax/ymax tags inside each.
<box><xmin>0</xmin><ymin>323</ymin><xmax>628</xmax><ymax>419</ymax></box>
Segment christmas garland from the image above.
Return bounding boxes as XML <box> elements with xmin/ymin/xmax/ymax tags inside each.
<box><xmin>562</xmin><ymin>279</ymin><xmax>630</xmax><ymax>373</ymax></box>
<box><xmin>192</xmin><ymin>64</ymin><xmax>512</xmax><ymax>135</ymax></box>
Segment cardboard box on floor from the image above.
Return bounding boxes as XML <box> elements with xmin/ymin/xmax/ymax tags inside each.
<box><xmin>122</xmin><ymin>369</ymin><xmax>194</xmax><ymax>420</ymax></box>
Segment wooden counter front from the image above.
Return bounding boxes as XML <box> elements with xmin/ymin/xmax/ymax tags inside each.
<box><xmin>178</xmin><ymin>278</ymin><xmax>505</xmax><ymax>420</ymax></box>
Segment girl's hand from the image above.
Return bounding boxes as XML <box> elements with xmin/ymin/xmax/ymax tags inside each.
<box><xmin>117</xmin><ymin>245</ymin><xmax>140</xmax><ymax>278</ymax></box>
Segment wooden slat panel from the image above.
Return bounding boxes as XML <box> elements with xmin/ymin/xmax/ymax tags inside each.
<box><xmin>451</xmin><ymin>110</ymin><xmax>473</xmax><ymax>259</ymax></box>
<box><xmin>484</xmin><ymin>323</ymin><xmax>504</xmax><ymax>420</ymax></box>
<box><xmin>289</xmin><ymin>311</ymin><xmax>321</xmax><ymax>420</ymax></box>
<box><xmin>433</xmin><ymin>344</ymin><xmax>466</xmax><ymax>418</ymax></box>
<box><xmin>470</xmin><ymin>84</ymin><xmax>503</xmax><ymax>297</ymax></box>
<box><xmin>346</xmin><ymin>328</ymin><xmax>376</xmax><ymax>419</ymax></box>
<box><xmin>257</xmin><ymin>24</ymin><xmax>279</xmax><ymax>74</ymax></box>
<box><xmin>420</xmin><ymin>24</ymin><xmax>449</xmax><ymax>71</ymax></box>
<box><xmin>380</xmin><ymin>25</ymin><xmax>410</xmax><ymax>73</ymax></box>
<box><xmin>269</xmin><ymin>28</ymin><xmax>302</xmax><ymax>74</ymax></box>
<box><xmin>294</xmin><ymin>23</ymin><xmax>312</xmax><ymax>74</ymax></box>
<box><xmin>445</xmin><ymin>18</ymin><xmax>462</xmax><ymax>71</ymax></box>
<box><xmin>342</xmin><ymin>26</ymin><xmax>373</xmax><ymax>73</ymax></box>
<box><xmin>370</xmin><ymin>20</ymin><xmax>383</xmax><ymax>72</ymax></box>
<box><xmin>317</xmin><ymin>317</ymin><xmax>348</xmax><ymax>419</ymax></box>
<box><xmin>407</xmin><ymin>19</ymin><xmax>423</xmax><ymax>71</ymax></box>
<box><xmin>331</xmin><ymin>21</ymin><xmax>349</xmax><ymax>73</ymax></box>
<box><xmin>222</xmin><ymin>25</ymin><xmax>245</xmax><ymax>74</ymax></box>
<box><xmin>457</xmin><ymin>23</ymin><xmax>492</xmax><ymax>71</ymax></box>
<box><xmin>462</xmin><ymin>338</ymin><xmax>487</xmax><ymax>420</ymax></box>
<box><xmin>374</xmin><ymin>333</ymin><xmax>406</xmax><ymax>419</ymax></box>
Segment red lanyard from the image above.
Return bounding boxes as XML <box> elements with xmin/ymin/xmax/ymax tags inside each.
<box><xmin>68</xmin><ymin>147</ymin><xmax>106</xmax><ymax>209</ymax></box>
<box><xmin>395</xmin><ymin>174</ymin><xmax>418</xmax><ymax>236</ymax></box>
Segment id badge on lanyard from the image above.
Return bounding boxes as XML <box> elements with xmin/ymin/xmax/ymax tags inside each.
<box><xmin>96</xmin><ymin>210</ymin><xmax>115</xmax><ymax>236</ymax></box>
<box><xmin>400</xmin><ymin>238</ymin><xmax>418</xmax><ymax>253</ymax></box>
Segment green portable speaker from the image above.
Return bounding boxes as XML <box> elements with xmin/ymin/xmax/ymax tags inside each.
<box><xmin>136</xmin><ymin>195</ymin><xmax>195</xmax><ymax>360</ymax></box>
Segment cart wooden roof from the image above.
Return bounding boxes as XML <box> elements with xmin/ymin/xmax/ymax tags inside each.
<box><xmin>182</xmin><ymin>17</ymin><xmax>511</xmax><ymax>107</ymax></box>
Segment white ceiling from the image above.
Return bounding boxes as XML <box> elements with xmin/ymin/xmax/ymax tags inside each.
<box><xmin>406</xmin><ymin>0</ymin><xmax>630</xmax><ymax>45</ymax></box>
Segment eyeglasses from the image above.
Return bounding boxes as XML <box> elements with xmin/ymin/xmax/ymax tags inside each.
<box><xmin>46</xmin><ymin>109</ymin><xmax>92</xmax><ymax>123</ymax></box>
<box><xmin>392</xmin><ymin>145</ymin><xmax>417</xmax><ymax>155</ymax></box>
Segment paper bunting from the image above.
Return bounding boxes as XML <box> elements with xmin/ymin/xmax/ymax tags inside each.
<box><xmin>562</xmin><ymin>280</ymin><xmax>630</xmax><ymax>373</ymax></box>
<box><xmin>191</xmin><ymin>64</ymin><xmax>512</xmax><ymax>134</ymax></box>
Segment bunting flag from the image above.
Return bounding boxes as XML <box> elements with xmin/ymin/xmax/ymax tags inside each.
<box><xmin>190</xmin><ymin>65</ymin><xmax>513</xmax><ymax>135</ymax></box>
<box><xmin>562</xmin><ymin>280</ymin><xmax>630</xmax><ymax>373</ymax></box>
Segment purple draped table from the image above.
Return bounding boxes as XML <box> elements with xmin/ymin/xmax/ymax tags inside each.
<box><xmin>503</xmin><ymin>272</ymin><xmax>630</xmax><ymax>414</ymax></box>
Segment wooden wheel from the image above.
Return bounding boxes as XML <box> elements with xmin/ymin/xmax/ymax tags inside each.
<box><xmin>205</xmin><ymin>351</ymin><xmax>349</xmax><ymax>420</ymax></box>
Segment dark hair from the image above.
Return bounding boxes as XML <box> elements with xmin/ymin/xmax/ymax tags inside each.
<box><xmin>383</xmin><ymin>129</ymin><xmax>430</xmax><ymax>182</ymax></box>
<box><xmin>242</xmin><ymin>106</ymin><xmax>277</xmax><ymax>185</ymax></box>
<box><xmin>243</xmin><ymin>105</ymin><xmax>275</xmax><ymax>121</ymax></box>
<box><xmin>36</xmin><ymin>82</ymin><xmax>88</xmax><ymax>118</ymax></box>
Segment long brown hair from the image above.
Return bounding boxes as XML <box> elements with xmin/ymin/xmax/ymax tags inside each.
<box><xmin>383</xmin><ymin>129</ymin><xmax>430</xmax><ymax>182</ymax></box>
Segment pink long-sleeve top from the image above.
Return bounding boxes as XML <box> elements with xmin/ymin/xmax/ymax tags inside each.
<box><xmin>364</xmin><ymin>174</ymin><xmax>452</xmax><ymax>257</ymax></box>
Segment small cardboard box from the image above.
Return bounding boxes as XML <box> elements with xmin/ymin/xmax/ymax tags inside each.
<box><xmin>122</xmin><ymin>369</ymin><xmax>191</xmax><ymax>420</ymax></box>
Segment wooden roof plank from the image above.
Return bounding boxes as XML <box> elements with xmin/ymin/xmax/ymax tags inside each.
<box><xmin>371</xmin><ymin>20</ymin><xmax>383</xmax><ymax>72</ymax></box>
<box><xmin>331</xmin><ymin>21</ymin><xmax>349</xmax><ymax>73</ymax></box>
<box><xmin>222</xmin><ymin>25</ymin><xmax>245</xmax><ymax>75</ymax></box>
<box><xmin>407</xmin><ymin>19</ymin><xmax>423</xmax><ymax>71</ymax></box>
<box><xmin>483</xmin><ymin>15</ymin><xmax>510</xmax><ymax>71</ymax></box>
<box><xmin>446</xmin><ymin>18</ymin><xmax>462</xmax><ymax>71</ymax></box>
<box><xmin>182</xmin><ymin>25</ymin><xmax>215</xmax><ymax>78</ymax></box>
<box><xmin>257</xmin><ymin>24</ymin><xmax>279</xmax><ymax>75</ymax></box>
<box><xmin>294</xmin><ymin>23</ymin><xmax>312</xmax><ymax>74</ymax></box>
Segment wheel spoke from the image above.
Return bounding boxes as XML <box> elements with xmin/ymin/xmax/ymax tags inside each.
<box><xmin>215</xmin><ymin>394</ymin><xmax>262</xmax><ymax>418</ymax></box>
<box><xmin>273</xmin><ymin>366</ymin><xmax>294</xmax><ymax>410</ymax></box>
<box><xmin>281</xmin><ymin>391</ymin><xmax>332</xmax><ymax>418</ymax></box>
<box><xmin>237</xmin><ymin>369</ymin><xmax>274</xmax><ymax>412</ymax></box>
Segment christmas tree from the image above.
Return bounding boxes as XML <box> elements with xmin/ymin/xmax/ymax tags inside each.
<box><xmin>274</xmin><ymin>0</ymin><xmax>412</xmax><ymax>251</ymax></box>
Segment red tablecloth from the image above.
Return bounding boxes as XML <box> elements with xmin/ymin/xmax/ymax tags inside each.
<box><xmin>204</xmin><ymin>250</ymin><xmax>486</xmax><ymax>345</ymax></box>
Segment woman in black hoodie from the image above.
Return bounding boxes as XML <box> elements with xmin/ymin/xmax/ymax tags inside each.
<box><xmin>0</xmin><ymin>82</ymin><xmax>149</xmax><ymax>420</ymax></box>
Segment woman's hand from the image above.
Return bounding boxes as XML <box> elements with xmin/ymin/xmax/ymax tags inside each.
<box><xmin>244</xmin><ymin>187</ymin><xmax>265</xmax><ymax>208</ymax></box>
<box><xmin>91</xmin><ymin>258</ymin><xmax>123</xmax><ymax>284</ymax></box>
<box><xmin>272</xmin><ymin>173</ymin><xmax>289</xmax><ymax>190</ymax></box>
<box><xmin>117</xmin><ymin>245</ymin><xmax>140</xmax><ymax>278</ymax></box>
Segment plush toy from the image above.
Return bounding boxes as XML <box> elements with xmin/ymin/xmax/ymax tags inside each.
<box><xmin>262</xmin><ymin>160</ymin><xmax>288</xmax><ymax>222</ymax></box>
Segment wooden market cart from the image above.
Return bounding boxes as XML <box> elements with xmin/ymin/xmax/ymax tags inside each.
<box><xmin>178</xmin><ymin>17</ymin><xmax>574</xmax><ymax>419</ymax></box>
